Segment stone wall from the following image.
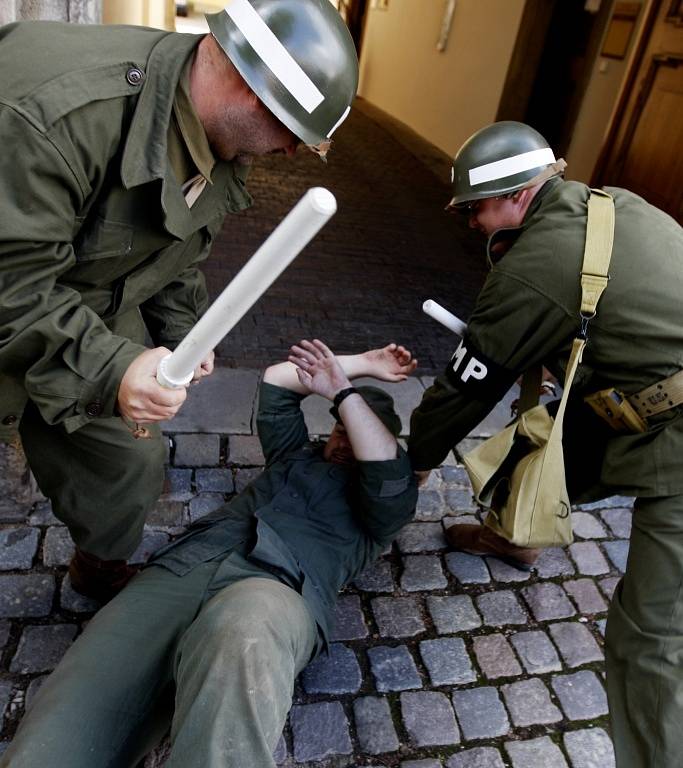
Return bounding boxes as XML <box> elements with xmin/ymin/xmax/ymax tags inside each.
<box><xmin>0</xmin><ymin>0</ymin><xmax>101</xmax><ymax>25</ymax></box>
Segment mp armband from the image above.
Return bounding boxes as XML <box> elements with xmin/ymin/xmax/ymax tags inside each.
<box><xmin>444</xmin><ymin>337</ymin><xmax>516</xmax><ymax>400</ymax></box>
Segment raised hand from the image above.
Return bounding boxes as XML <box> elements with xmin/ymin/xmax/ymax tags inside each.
<box><xmin>288</xmin><ymin>339</ymin><xmax>351</xmax><ymax>400</ymax></box>
<box><xmin>361</xmin><ymin>343</ymin><xmax>417</xmax><ymax>382</ymax></box>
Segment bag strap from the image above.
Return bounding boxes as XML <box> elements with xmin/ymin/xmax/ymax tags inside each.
<box><xmin>519</xmin><ymin>189</ymin><xmax>615</xmax><ymax>416</ymax></box>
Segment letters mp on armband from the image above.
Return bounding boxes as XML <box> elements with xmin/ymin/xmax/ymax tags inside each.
<box><xmin>445</xmin><ymin>338</ymin><xmax>515</xmax><ymax>399</ymax></box>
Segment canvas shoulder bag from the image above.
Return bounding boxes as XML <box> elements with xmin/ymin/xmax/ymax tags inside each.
<box><xmin>462</xmin><ymin>189</ymin><xmax>615</xmax><ymax>548</ymax></box>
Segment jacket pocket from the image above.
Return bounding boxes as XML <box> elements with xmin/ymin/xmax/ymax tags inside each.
<box><xmin>73</xmin><ymin>216</ymin><xmax>134</xmax><ymax>261</ymax></box>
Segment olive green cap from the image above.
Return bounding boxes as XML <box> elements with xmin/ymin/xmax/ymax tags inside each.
<box><xmin>206</xmin><ymin>0</ymin><xmax>359</xmax><ymax>147</ymax></box>
<box><xmin>449</xmin><ymin>121</ymin><xmax>565</xmax><ymax>207</ymax></box>
<box><xmin>329</xmin><ymin>386</ymin><xmax>402</xmax><ymax>437</ymax></box>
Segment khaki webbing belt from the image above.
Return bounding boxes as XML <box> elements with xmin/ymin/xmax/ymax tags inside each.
<box><xmin>628</xmin><ymin>369</ymin><xmax>683</xmax><ymax>419</ymax></box>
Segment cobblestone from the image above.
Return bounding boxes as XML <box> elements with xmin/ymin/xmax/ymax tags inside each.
<box><xmin>485</xmin><ymin>558</ymin><xmax>530</xmax><ymax>583</ymax></box>
<box><xmin>300</xmin><ymin>643</ymin><xmax>361</xmax><ymax>695</ymax></box>
<box><xmin>427</xmin><ymin>595</ymin><xmax>481</xmax><ymax>634</ymax></box>
<box><xmin>563</xmin><ymin>578</ymin><xmax>608</xmax><ymax>614</ymax></box>
<box><xmin>446</xmin><ymin>552</ymin><xmax>490</xmax><ymax>585</ymax></box>
<box><xmin>290</xmin><ymin>701</ymin><xmax>352</xmax><ymax>762</ymax></box>
<box><xmin>551</xmin><ymin>671</ymin><xmax>608</xmax><ymax>720</ymax></box>
<box><xmin>472</xmin><ymin>633</ymin><xmax>521</xmax><ymax>679</ymax></box>
<box><xmin>187</xmin><ymin>493</ymin><xmax>226</xmax><ymax>523</ymax></box>
<box><xmin>42</xmin><ymin>526</ymin><xmax>74</xmax><ymax>567</ymax></box>
<box><xmin>371</xmin><ymin>597</ymin><xmax>425</xmax><ymax>637</ymax></box>
<box><xmin>354</xmin><ymin>559</ymin><xmax>395</xmax><ymax>592</ymax></box>
<box><xmin>420</xmin><ymin>637</ymin><xmax>476</xmax><ymax>685</ymax></box>
<box><xmin>396</xmin><ymin>523</ymin><xmax>447</xmax><ymax>553</ymax></box>
<box><xmin>353</xmin><ymin>696</ymin><xmax>399</xmax><ymax>755</ymax></box>
<box><xmin>330</xmin><ymin>594</ymin><xmax>368</xmax><ymax>641</ymax></box>
<box><xmin>194</xmin><ymin>468</ymin><xmax>234</xmax><ymax>494</ymax></box>
<box><xmin>0</xmin><ymin>575</ymin><xmax>54</xmax><ymax>618</ymax></box>
<box><xmin>172</xmin><ymin>434</ymin><xmax>221</xmax><ymax>467</ymax></box>
<box><xmin>500</xmin><ymin>678</ymin><xmax>562</xmax><ymax>726</ymax></box>
<box><xmin>563</xmin><ymin>727</ymin><xmax>615</xmax><ymax>768</ymax></box>
<box><xmin>401</xmin><ymin>555</ymin><xmax>447</xmax><ymax>591</ymax></box>
<box><xmin>0</xmin><ymin>528</ymin><xmax>39</xmax><ymax>571</ymax></box>
<box><xmin>505</xmin><ymin>736</ymin><xmax>568</xmax><ymax>767</ymax></box>
<box><xmin>548</xmin><ymin>622</ymin><xmax>603</xmax><ymax>667</ymax></box>
<box><xmin>415</xmin><ymin>490</ymin><xmax>446</xmax><ymax>521</ymax></box>
<box><xmin>509</xmin><ymin>630</ymin><xmax>561</xmax><ymax>674</ymax></box>
<box><xmin>446</xmin><ymin>747</ymin><xmax>505</xmax><ymax>767</ymax></box>
<box><xmin>10</xmin><ymin>624</ymin><xmax>77</xmax><ymax>673</ymax></box>
<box><xmin>522</xmin><ymin>583</ymin><xmax>576</xmax><ymax>622</ymax></box>
<box><xmin>599</xmin><ymin>508</ymin><xmax>632</xmax><ymax>538</ymax></box>
<box><xmin>534</xmin><ymin>546</ymin><xmax>575</xmax><ymax>578</ymax></box>
<box><xmin>571</xmin><ymin>512</ymin><xmax>608</xmax><ymax>539</ymax></box>
<box><xmin>569</xmin><ymin>542</ymin><xmax>611</xmax><ymax>576</ymax></box>
<box><xmin>367</xmin><ymin>645</ymin><xmax>422</xmax><ymax>692</ymax></box>
<box><xmin>26</xmin><ymin>501</ymin><xmax>60</xmax><ymax>527</ymax></box>
<box><xmin>599</xmin><ymin>576</ymin><xmax>620</xmax><ymax>600</ymax></box>
<box><xmin>476</xmin><ymin>591</ymin><xmax>527</xmax><ymax>627</ymax></box>
<box><xmin>227</xmin><ymin>435</ymin><xmax>264</xmax><ymax>466</ymax></box>
<box><xmin>401</xmin><ymin>691</ymin><xmax>459</xmax><ymax>747</ymax></box>
<box><xmin>603</xmin><ymin>540</ymin><xmax>629</xmax><ymax>573</ymax></box>
<box><xmin>452</xmin><ymin>688</ymin><xmax>510</xmax><ymax>740</ymax></box>
<box><xmin>444</xmin><ymin>488</ymin><xmax>476</xmax><ymax>513</ymax></box>
<box><xmin>162</xmin><ymin>468</ymin><xmax>193</xmax><ymax>500</ymax></box>
<box><xmin>233</xmin><ymin>468</ymin><xmax>261</xmax><ymax>493</ymax></box>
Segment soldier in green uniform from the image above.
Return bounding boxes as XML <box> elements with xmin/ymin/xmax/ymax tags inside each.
<box><xmin>0</xmin><ymin>339</ymin><xmax>418</xmax><ymax>768</ymax></box>
<box><xmin>0</xmin><ymin>0</ymin><xmax>358</xmax><ymax>600</ymax></box>
<box><xmin>408</xmin><ymin>121</ymin><xmax>683</xmax><ymax>768</ymax></box>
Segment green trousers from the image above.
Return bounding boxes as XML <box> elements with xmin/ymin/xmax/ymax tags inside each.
<box><xmin>0</xmin><ymin>565</ymin><xmax>317</xmax><ymax>768</ymax></box>
<box><xmin>606</xmin><ymin>494</ymin><xmax>683</xmax><ymax>768</ymax></box>
<box><xmin>19</xmin><ymin>399</ymin><xmax>166</xmax><ymax>560</ymax></box>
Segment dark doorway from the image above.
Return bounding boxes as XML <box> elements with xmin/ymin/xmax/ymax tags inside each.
<box><xmin>497</xmin><ymin>0</ymin><xmax>613</xmax><ymax>156</ymax></box>
<box><xmin>334</xmin><ymin>0</ymin><xmax>369</xmax><ymax>56</ymax></box>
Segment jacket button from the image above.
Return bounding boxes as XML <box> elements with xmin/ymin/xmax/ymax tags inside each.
<box><xmin>126</xmin><ymin>67</ymin><xmax>144</xmax><ymax>86</ymax></box>
<box><xmin>85</xmin><ymin>401</ymin><xmax>103</xmax><ymax>417</ymax></box>
<box><xmin>2</xmin><ymin>415</ymin><xmax>17</xmax><ymax>426</ymax></box>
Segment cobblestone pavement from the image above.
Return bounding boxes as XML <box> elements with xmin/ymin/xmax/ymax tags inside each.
<box><xmin>0</xmin><ymin>373</ymin><xmax>624</xmax><ymax>767</ymax></box>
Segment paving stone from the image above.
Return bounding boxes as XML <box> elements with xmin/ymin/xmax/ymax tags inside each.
<box><xmin>501</xmin><ymin>678</ymin><xmax>562</xmax><ymax>726</ymax></box>
<box><xmin>396</xmin><ymin>523</ymin><xmax>447</xmax><ymax>553</ymax></box>
<box><xmin>472</xmin><ymin>633</ymin><xmax>522</xmax><ymax>678</ymax></box>
<box><xmin>290</xmin><ymin>701</ymin><xmax>352</xmax><ymax>763</ymax></box>
<box><xmin>569</xmin><ymin>542</ymin><xmax>611</xmax><ymax>575</ymax></box>
<box><xmin>446</xmin><ymin>747</ymin><xmax>505</xmax><ymax>768</ymax></box>
<box><xmin>173</xmin><ymin>434</ymin><xmax>221</xmax><ymax>467</ymax></box>
<box><xmin>354</xmin><ymin>559</ymin><xmax>395</xmax><ymax>592</ymax></box>
<box><xmin>485</xmin><ymin>558</ymin><xmax>531</xmax><ymax>583</ymax></box>
<box><xmin>576</xmin><ymin>496</ymin><xmax>633</xmax><ymax>511</ymax></box>
<box><xmin>0</xmin><ymin>500</ymin><xmax>27</xmax><ymax>523</ymax></box>
<box><xmin>599</xmin><ymin>576</ymin><xmax>620</xmax><ymax>600</ymax></box>
<box><xmin>10</xmin><ymin>624</ymin><xmax>77</xmax><ymax>673</ymax></box>
<box><xmin>445</xmin><ymin>552</ymin><xmax>490</xmax><ymax>585</ymax></box>
<box><xmin>146</xmin><ymin>498</ymin><xmax>185</xmax><ymax>527</ymax></box>
<box><xmin>427</xmin><ymin>595</ymin><xmax>481</xmax><ymax>634</ymax></box>
<box><xmin>227</xmin><ymin>435</ymin><xmax>264</xmax><ymax>466</ymax></box>
<box><xmin>476</xmin><ymin>591</ymin><xmax>527</xmax><ymax>627</ymax></box>
<box><xmin>420</xmin><ymin>637</ymin><xmax>476</xmax><ymax>685</ymax></box>
<box><xmin>509</xmin><ymin>630</ymin><xmax>561</xmax><ymax>674</ymax></box>
<box><xmin>571</xmin><ymin>512</ymin><xmax>608</xmax><ymax>539</ymax></box>
<box><xmin>563</xmin><ymin>579</ymin><xmax>608</xmax><ymax>614</ymax></box>
<box><xmin>603</xmin><ymin>540</ymin><xmax>629</xmax><ymax>573</ymax></box>
<box><xmin>42</xmin><ymin>526</ymin><xmax>74</xmax><ymax>567</ymax></box>
<box><xmin>371</xmin><ymin>597</ymin><xmax>425</xmax><ymax>637</ymax></box>
<box><xmin>535</xmin><ymin>546</ymin><xmax>575</xmax><ymax>578</ymax></box>
<box><xmin>234</xmin><ymin>467</ymin><xmax>261</xmax><ymax>493</ymax></box>
<box><xmin>0</xmin><ymin>682</ymin><xmax>11</xmax><ymax>721</ymax></box>
<box><xmin>0</xmin><ymin>575</ymin><xmax>55</xmax><ymax>618</ymax></box>
<box><xmin>194</xmin><ymin>468</ymin><xmax>234</xmax><ymax>494</ymax></box>
<box><xmin>330</xmin><ymin>594</ymin><xmax>369</xmax><ymax>641</ymax></box>
<box><xmin>402</xmin><ymin>761</ymin><xmax>442</xmax><ymax>768</ymax></box>
<box><xmin>0</xmin><ymin>527</ymin><xmax>39</xmax><ymax>570</ymax></box>
<box><xmin>440</xmin><ymin>465</ymin><xmax>470</xmax><ymax>487</ymax></box>
<box><xmin>162</xmin><ymin>468</ymin><xmax>193</xmax><ymax>501</ymax></box>
<box><xmin>301</xmin><ymin>643</ymin><xmax>361</xmax><ymax>694</ymax></box>
<box><xmin>505</xmin><ymin>736</ymin><xmax>568</xmax><ymax>767</ymax></box>
<box><xmin>401</xmin><ymin>555</ymin><xmax>447</xmax><ymax>591</ymax></box>
<box><xmin>551</xmin><ymin>671</ymin><xmax>608</xmax><ymax>720</ymax></box>
<box><xmin>596</xmin><ymin>618</ymin><xmax>607</xmax><ymax>637</ymax></box>
<box><xmin>188</xmin><ymin>493</ymin><xmax>226</xmax><ymax>522</ymax></box>
<box><xmin>60</xmin><ymin>574</ymin><xmax>100</xmax><ymax>613</ymax></box>
<box><xmin>452</xmin><ymin>687</ymin><xmax>510</xmax><ymax>740</ymax></box>
<box><xmin>129</xmin><ymin>530</ymin><xmax>170</xmax><ymax>566</ymax></box>
<box><xmin>0</xmin><ymin>620</ymin><xmax>10</xmax><ymax>650</ymax></box>
<box><xmin>367</xmin><ymin>645</ymin><xmax>422</xmax><ymax>692</ymax></box>
<box><xmin>600</xmin><ymin>508</ymin><xmax>632</xmax><ymax>538</ymax></box>
<box><xmin>563</xmin><ymin>727</ymin><xmax>615</xmax><ymax>768</ymax></box>
<box><xmin>401</xmin><ymin>691</ymin><xmax>459</xmax><ymax>747</ymax></box>
<box><xmin>353</xmin><ymin>696</ymin><xmax>399</xmax><ymax>755</ymax></box>
<box><xmin>522</xmin><ymin>583</ymin><xmax>576</xmax><ymax>622</ymax></box>
<box><xmin>416</xmin><ymin>489</ymin><xmax>446</xmax><ymax>521</ymax></box>
<box><xmin>548</xmin><ymin>622</ymin><xmax>603</xmax><ymax>667</ymax></box>
<box><xmin>27</xmin><ymin>501</ymin><xmax>60</xmax><ymax>527</ymax></box>
<box><xmin>25</xmin><ymin>675</ymin><xmax>48</xmax><ymax>709</ymax></box>
<box><xmin>444</xmin><ymin>515</ymin><xmax>481</xmax><ymax>529</ymax></box>
<box><xmin>444</xmin><ymin>487</ymin><xmax>476</xmax><ymax>513</ymax></box>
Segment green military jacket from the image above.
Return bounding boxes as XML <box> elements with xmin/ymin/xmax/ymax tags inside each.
<box><xmin>409</xmin><ymin>179</ymin><xmax>683</xmax><ymax>496</ymax></box>
<box><xmin>150</xmin><ymin>382</ymin><xmax>418</xmax><ymax>647</ymax></box>
<box><xmin>0</xmin><ymin>21</ymin><xmax>252</xmax><ymax>439</ymax></box>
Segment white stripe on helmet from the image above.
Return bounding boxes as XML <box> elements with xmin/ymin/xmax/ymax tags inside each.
<box><xmin>327</xmin><ymin>105</ymin><xmax>351</xmax><ymax>138</ymax></box>
<box><xmin>469</xmin><ymin>147</ymin><xmax>556</xmax><ymax>186</ymax></box>
<box><xmin>224</xmin><ymin>0</ymin><xmax>324</xmax><ymax>114</ymax></box>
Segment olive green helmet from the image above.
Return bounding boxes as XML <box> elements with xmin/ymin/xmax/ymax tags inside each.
<box><xmin>448</xmin><ymin>121</ymin><xmax>566</xmax><ymax>208</ymax></box>
<box><xmin>206</xmin><ymin>0</ymin><xmax>359</xmax><ymax>148</ymax></box>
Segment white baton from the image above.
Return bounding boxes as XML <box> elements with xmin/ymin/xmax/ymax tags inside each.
<box><xmin>157</xmin><ymin>188</ymin><xmax>337</xmax><ymax>388</ymax></box>
<box><xmin>422</xmin><ymin>299</ymin><xmax>467</xmax><ymax>336</ymax></box>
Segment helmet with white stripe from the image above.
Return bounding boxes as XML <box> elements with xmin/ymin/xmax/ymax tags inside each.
<box><xmin>448</xmin><ymin>121</ymin><xmax>566</xmax><ymax>208</ymax></box>
<box><xmin>206</xmin><ymin>0</ymin><xmax>359</xmax><ymax>148</ymax></box>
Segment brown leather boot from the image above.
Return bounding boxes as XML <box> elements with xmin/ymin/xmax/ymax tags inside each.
<box><xmin>68</xmin><ymin>548</ymin><xmax>139</xmax><ymax>604</ymax></box>
<box><xmin>445</xmin><ymin>524</ymin><xmax>540</xmax><ymax>571</ymax></box>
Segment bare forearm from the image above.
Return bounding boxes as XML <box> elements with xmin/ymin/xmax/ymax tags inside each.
<box><xmin>263</xmin><ymin>353</ymin><xmax>365</xmax><ymax>393</ymax></box>
<box><xmin>338</xmin><ymin>393</ymin><xmax>397</xmax><ymax>461</ymax></box>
